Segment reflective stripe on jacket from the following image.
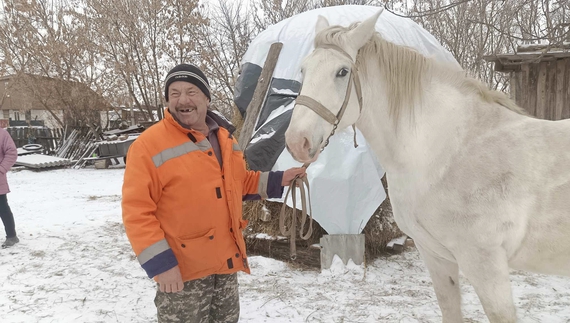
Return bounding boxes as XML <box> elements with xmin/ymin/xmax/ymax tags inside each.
<box><xmin>122</xmin><ymin>109</ymin><xmax>283</xmax><ymax>281</ymax></box>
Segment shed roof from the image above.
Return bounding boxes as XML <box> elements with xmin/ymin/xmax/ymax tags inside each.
<box><xmin>483</xmin><ymin>43</ymin><xmax>570</xmax><ymax>72</ymax></box>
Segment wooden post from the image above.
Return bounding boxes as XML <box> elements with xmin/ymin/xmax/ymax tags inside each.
<box><xmin>555</xmin><ymin>59</ymin><xmax>565</xmax><ymax>120</ymax></box>
<box><xmin>238</xmin><ymin>42</ymin><xmax>283</xmax><ymax>151</ymax></box>
<box><xmin>320</xmin><ymin>234</ymin><xmax>366</xmax><ymax>270</ymax></box>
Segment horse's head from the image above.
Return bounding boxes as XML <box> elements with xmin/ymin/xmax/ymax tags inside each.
<box><xmin>285</xmin><ymin>10</ymin><xmax>383</xmax><ymax>163</ymax></box>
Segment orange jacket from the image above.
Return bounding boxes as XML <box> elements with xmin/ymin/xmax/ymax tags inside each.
<box><xmin>122</xmin><ymin>110</ymin><xmax>283</xmax><ymax>281</ymax></box>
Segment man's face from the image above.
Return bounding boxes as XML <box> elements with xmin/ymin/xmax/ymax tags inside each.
<box><xmin>167</xmin><ymin>81</ymin><xmax>209</xmax><ymax>129</ymax></box>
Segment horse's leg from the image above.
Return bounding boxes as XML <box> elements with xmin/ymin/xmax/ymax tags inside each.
<box><xmin>456</xmin><ymin>248</ymin><xmax>516</xmax><ymax>323</ymax></box>
<box><xmin>416</xmin><ymin>245</ymin><xmax>462</xmax><ymax>323</ymax></box>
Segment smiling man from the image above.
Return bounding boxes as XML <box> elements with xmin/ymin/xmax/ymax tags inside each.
<box><xmin>121</xmin><ymin>63</ymin><xmax>305</xmax><ymax>323</ymax></box>
<box><xmin>166</xmin><ymin>65</ymin><xmax>210</xmax><ymax>133</ymax></box>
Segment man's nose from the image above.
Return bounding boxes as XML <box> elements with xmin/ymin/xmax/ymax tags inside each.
<box><xmin>179</xmin><ymin>93</ymin><xmax>194</xmax><ymax>104</ymax></box>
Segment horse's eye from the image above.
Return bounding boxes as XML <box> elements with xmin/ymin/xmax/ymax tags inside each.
<box><xmin>336</xmin><ymin>68</ymin><xmax>349</xmax><ymax>77</ymax></box>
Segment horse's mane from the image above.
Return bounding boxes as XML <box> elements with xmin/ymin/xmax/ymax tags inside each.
<box><xmin>314</xmin><ymin>23</ymin><xmax>527</xmax><ymax>120</ymax></box>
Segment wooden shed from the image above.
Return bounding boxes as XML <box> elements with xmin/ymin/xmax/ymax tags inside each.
<box><xmin>484</xmin><ymin>44</ymin><xmax>570</xmax><ymax>120</ymax></box>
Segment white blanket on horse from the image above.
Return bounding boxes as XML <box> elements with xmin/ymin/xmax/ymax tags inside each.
<box><xmin>242</xmin><ymin>5</ymin><xmax>459</xmax><ymax>234</ymax></box>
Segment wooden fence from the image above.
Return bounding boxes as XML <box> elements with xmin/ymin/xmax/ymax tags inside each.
<box><xmin>6</xmin><ymin>127</ymin><xmax>65</xmax><ymax>154</ymax></box>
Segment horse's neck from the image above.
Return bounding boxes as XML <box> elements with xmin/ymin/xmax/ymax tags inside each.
<box><xmin>357</xmin><ymin>66</ymin><xmax>474</xmax><ymax>179</ymax></box>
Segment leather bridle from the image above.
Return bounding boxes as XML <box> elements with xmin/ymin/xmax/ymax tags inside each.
<box><xmin>295</xmin><ymin>43</ymin><xmax>363</xmax><ymax>151</ymax></box>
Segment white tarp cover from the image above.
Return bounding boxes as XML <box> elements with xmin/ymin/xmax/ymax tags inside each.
<box><xmin>240</xmin><ymin>5</ymin><xmax>459</xmax><ymax>234</ymax></box>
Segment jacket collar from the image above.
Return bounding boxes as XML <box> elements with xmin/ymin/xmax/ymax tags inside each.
<box><xmin>165</xmin><ymin>108</ymin><xmax>236</xmax><ymax>136</ymax></box>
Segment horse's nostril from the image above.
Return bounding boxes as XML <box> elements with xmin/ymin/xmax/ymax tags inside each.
<box><xmin>302</xmin><ymin>137</ymin><xmax>311</xmax><ymax>152</ymax></box>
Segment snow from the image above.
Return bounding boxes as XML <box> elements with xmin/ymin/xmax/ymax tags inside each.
<box><xmin>386</xmin><ymin>235</ymin><xmax>407</xmax><ymax>249</ymax></box>
<box><xmin>256</xmin><ymin>101</ymin><xmax>295</xmax><ymax>129</ymax></box>
<box><xmin>271</xmin><ymin>88</ymin><xmax>299</xmax><ymax>96</ymax></box>
<box><xmin>1</xmin><ymin>167</ymin><xmax>570</xmax><ymax>322</ymax></box>
<box><xmin>249</xmin><ymin>130</ymin><xmax>276</xmax><ymax>144</ymax></box>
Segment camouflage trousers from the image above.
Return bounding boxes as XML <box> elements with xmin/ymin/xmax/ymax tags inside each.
<box><xmin>154</xmin><ymin>273</ymin><xmax>239</xmax><ymax>323</ymax></box>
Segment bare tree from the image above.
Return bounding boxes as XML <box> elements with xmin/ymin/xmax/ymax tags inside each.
<box><xmin>83</xmin><ymin>0</ymin><xmax>157</xmax><ymax>121</ymax></box>
<box><xmin>0</xmin><ymin>0</ymin><xmax>108</xmax><ymax>128</ymax></box>
<box><xmin>79</xmin><ymin>0</ymin><xmax>209</xmax><ymax>123</ymax></box>
<box><xmin>163</xmin><ymin>0</ymin><xmax>207</xmax><ymax>64</ymax></box>
<box><xmin>192</xmin><ymin>0</ymin><xmax>258</xmax><ymax>120</ymax></box>
<box><xmin>382</xmin><ymin>0</ymin><xmax>569</xmax><ymax>91</ymax></box>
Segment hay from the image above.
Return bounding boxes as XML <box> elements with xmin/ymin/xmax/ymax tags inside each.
<box><xmin>242</xmin><ymin>175</ymin><xmax>404</xmax><ymax>263</ymax></box>
<box><xmin>243</xmin><ymin>200</ymin><xmax>326</xmax><ymax>244</ymax></box>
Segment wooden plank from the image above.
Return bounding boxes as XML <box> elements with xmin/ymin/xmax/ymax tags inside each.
<box><xmin>546</xmin><ymin>61</ymin><xmax>557</xmax><ymax>120</ymax></box>
<box><xmin>320</xmin><ymin>234</ymin><xmax>365</xmax><ymax>270</ymax></box>
<box><xmin>510</xmin><ymin>73</ymin><xmax>517</xmax><ymax>104</ymax></box>
<box><xmin>564</xmin><ymin>58</ymin><xmax>570</xmax><ymax>120</ymax></box>
<box><xmin>536</xmin><ymin>62</ymin><xmax>547</xmax><ymax>119</ymax></box>
<box><xmin>512</xmin><ymin>72</ymin><xmax>523</xmax><ymax>107</ymax></box>
<box><xmin>238</xmin><ymin>42</ymin><xmax>283</xmax><ymax>151</ymax></box>
<box><xmin>520</xmin><ymin>64</ymin><xmax>530</xmax><ymax>114</ymax></box>
<box><xmin>24</xmin><ymin>128</ymin><xmax>29</xmax><ymax>146</ymax></box>
<box><xmin>527</xmin><ymin>64</ymin><xmax>538</xmax><ymax>116</ymax></box>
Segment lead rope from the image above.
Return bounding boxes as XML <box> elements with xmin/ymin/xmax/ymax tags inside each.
<box><xmin>279</xmin><ymin>162</ymin><xmax>313</xmax><ymax>260</ymax></box>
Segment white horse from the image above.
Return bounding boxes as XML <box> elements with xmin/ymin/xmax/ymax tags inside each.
<box><xmin>284</xmin><ymin>10</ymin><xmax>570</xmax><ymax>323</ymax></box>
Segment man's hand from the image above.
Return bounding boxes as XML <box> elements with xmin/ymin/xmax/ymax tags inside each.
<box><xmin>281</xmin><ymin>167</ymin><xmax>307</xmax><ymax>186</ymax></box>
<box><xmin>156</xmin><ymin>265</ymin><xmax>184</xmax><ymax>293</ymax></box>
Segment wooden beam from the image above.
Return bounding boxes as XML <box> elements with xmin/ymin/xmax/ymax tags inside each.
<box><xmin>528</xmin><ymin>64</ymin><xmax>538</xmax><ymax>116</ymax></box>
<box><xmin>536</xmin><ymin>62</ymin><xmax>547</xmax><ymax>119</ymax></box>
<box><xmin>238</xmin><ymin>42</ymin><xmax>283</xmax><ymax>151</ymax></box>
<box><xmin>521</xmin><ymin>64</ymin><xmax>530</xmax><ymax>114</ymax></box>
<box><xmin>565</xmin><ymin>59</ymin><xmax>570</xmax><ymax>119</ymax></box>
<box><xmin>555</xmin><ymin>59</ymin><xmax>565</xmax><ymax>120</ymax></box>
<box><xmin>546</xmin><ymin>60</ymin><xmax>557</xmax><ymax>120</ymax></box>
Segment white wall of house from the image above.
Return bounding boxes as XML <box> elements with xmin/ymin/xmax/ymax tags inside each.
<box><xmin>31</xmin><ymin>109</ymin><xmax>63</xmax><ymax>128</ymax></box>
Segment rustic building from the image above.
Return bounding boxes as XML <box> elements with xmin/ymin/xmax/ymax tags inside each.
<box><xmin>484</xmin><ymin>43</ymin><xmax>570</xmax><ymax>120</ymax></box>
<box><xmin>0</xmin><ymin>74</ymin><xmax>111</xmax><ymax>129</ymax></box>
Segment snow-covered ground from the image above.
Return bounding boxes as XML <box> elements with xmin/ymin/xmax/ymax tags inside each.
<box><xmin>1</xmin><ymin>167</ymin><xmax>569</xmax><ymax>323</ymax></box>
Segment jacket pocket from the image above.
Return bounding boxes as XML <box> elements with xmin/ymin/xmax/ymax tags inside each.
<box><xmin>231</xmin><ymin>149</ymin><xmax>247</xmax><ymax>182</ymax></box>
<box><xmin>174</xmin><ymin>228</ymin><xmax>221</xmax><ymax>273</ymax></box>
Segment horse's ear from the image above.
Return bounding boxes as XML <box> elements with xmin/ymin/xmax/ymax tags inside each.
<box><xmin>315</xmin><ymin>15</ymin><xmax>330</xmax><ymax>34</ymax></box>
<box><xmin>347</xmin><ymin>9</ymin><xmax>384</xmax><ymax>50</ymax></box>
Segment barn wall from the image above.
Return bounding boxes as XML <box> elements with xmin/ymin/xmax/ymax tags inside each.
<box><xmin>511</xmin><ymin>58</ymin><xmax>570</xmax><ymax>120</ymax></box>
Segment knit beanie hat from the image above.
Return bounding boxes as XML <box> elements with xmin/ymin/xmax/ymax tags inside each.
<box><xmin>164</xmin><ymin>64</ymin><xmax>211</xmax><ymax>102</ymax></box>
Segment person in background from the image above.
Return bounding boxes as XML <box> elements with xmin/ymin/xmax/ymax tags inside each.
<box><xmin>122</xmin><ymin>63</ymin><xmax>306</xmax><ymax>323</ymax></box>
<box><xmin>0</xmin><ymin>127</ymin><xmax>19</xmax><ymax>248</ymax></box>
